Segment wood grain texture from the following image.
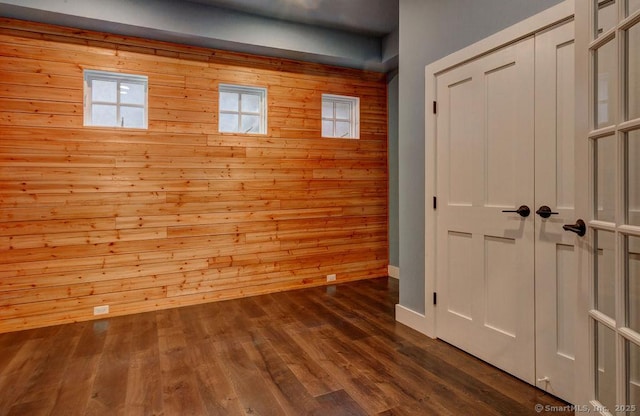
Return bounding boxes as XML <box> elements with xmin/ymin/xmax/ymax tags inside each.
<box><xmin>0</xmin><ymin>18</ymin><xmax>388</xmax><ymax>332</ymax></box>
<box><xmin>0</xmin><ymin>278</ymin><xmax>571</xmax><ymax>415</ymax></box>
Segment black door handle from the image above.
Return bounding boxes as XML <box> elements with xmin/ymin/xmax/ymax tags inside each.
<box><xmin>563</xmin><ymin>219</ymin><xmax>586</xmax><ymax>236</ymax></box>
<box><xmin>502</xmin><ymin>205</ymin><xmax>530</xmax><ymax>218</ymax></box>
<box><xmin>536</xmin><ymin>205</ymin><xmax>559</xmax><ymax>218</ymax></box>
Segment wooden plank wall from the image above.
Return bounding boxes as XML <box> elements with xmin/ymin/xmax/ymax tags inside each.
<box><xmin>0</xmin><ymin>18</ymin><xmax>388</xmax><ymax>333</ymax></box>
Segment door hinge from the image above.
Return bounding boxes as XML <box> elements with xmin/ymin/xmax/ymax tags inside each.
<box><xmin>433</xmin><ymin>101</ymin><xmax>437</xmax><ymax>114</ymax></box>
<box><xmin>433</xmin><ymin>292</ymin><xmax>437</xmax><ymax>305</ymax></box>
<box><xmin>433</xmin><ymin>196</ymin><xmax>437</xmax><ymax>210</ymax></box>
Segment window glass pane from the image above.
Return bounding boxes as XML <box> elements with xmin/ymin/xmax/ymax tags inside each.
<box><xmin>597</xmin><ymin>0</ymin><xmax>617</xmax><ymax>37</ymax></box>
<box><xmin>596</xmin><ymin>230</ymin><xmax>616</xmax><ymax>318</ymax></box>
<box><xmin>595</xmin><ymin>321</ymin><xmax>617</xmax><ymax>412</ymax></box>
<box><xmin>322</xmin><ymin>101</ymin><xmax>333</xmax><ymax>119</ymax></box>
<box><xmin>595</xmin><ymin>136</ymin><xmax>616</xmax><ymax>221</ymax></box>
<box><xmin>335</xmin><ymin>121</ymin><xmax>351</xmax><ymax>138</ymax></box>
<box><xmin>241</xmin><ymin>93</ymin><xmax>260</xmax><ymax>113</ymax></box>
<box><xmin>628</xmin><ymin>236</ymin><xmax>640</xmax><ymax>333</ymax></box>
<box><xmin>629</xmin><ymin>0</ymin><xmax>640</xmax><ymax>15</ymax></box>
<box><xmin>219</xmin><ymin>113</ymin><xmax>238</xmax><ymax>132</ymax></box>
<box><xmin>322</xmin><ymin>95</ymin><xmax>358</xmax><ymax>139</ymax></box>
<box><xmin>627</xmin><ymin>23</ymin><xmax>640</xmax><ymax>120</ymax></box>
<box><xmin>322</xmin><ymin>120</ymin><xmax>333</xmax><ymax>137</ymax></box>
<box><xmin>92</xmin><ymin>79</ymin><xmax>117</xmax><ymax>103</ymax></box>
<box><xmin>218</xmin><ymin>86</ymin><xmax>266</xmax><ymax>133</ymax></box>
<box><xmin>628</xmin><ymin>341</ymin><xmax>640</xmax><ymax>413</ymax></box>
<box><xmin>91</xmin><ymin>104</ymin><xmax>117</xmax><ymax>126</ymax></box>
<box><xmin>121</xmin><ymin>106</ymin><xmax>145</xmax><ymax>128</ymax></box>
<box><xmin>241</xmin><ymin>115</ymin><xmax>260</xmax><ymax>133</ymax></box>
<box><xmin>335</xmin><ymin>102</ymin><xmax>351</xmax><ymax>120</ymax></box>
<box><xmin>220</xmin><ymin>92</ymin><xmax>239</xmax><ymax>112</ymax></box>
<box><xmin>629</xmin><ymin>131</ymin><xmax>640</xmax><ymax>225</ymax></box>
<box><xmin>596</xmin><ymin>41</ymin><xmax>616</xmax><ymax>128</ymax></box>
<box><xmin>120</xmin><ymin>82</ymin><xmax>145</xmax><ymax>105</ymax></box>
<box><xmin>84</xmin><ymin>71</ymin><xmax>147</xmax><ymax>129</ymax></box>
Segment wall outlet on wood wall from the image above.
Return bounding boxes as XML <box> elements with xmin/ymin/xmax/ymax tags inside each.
<box><xmin>93</xmin><ymin>305</ymin><xmax>110</xmax><ymax>316</ymax></box>
<box><xmin>326</xmin><ymin>274</ymin><xmax>337</xmax><ymax>282</ymax></box>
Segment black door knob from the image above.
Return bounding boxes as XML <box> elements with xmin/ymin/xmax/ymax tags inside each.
<box><xmin>563</xmin><ymin>219</ymin><xmax>586</xmax><ymax>236</ymax></box>
<box><xmin>502</xmin><ymin>205</ymin><xmax>530</xmax><ymax>218</ymax></box>
<box><xmin>536</xmin><ymin>205</ymin><xmax>559</xmax><ymax>218</ymax></box>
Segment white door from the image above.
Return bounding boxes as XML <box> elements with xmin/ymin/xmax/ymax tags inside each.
<box><xmin>533</xmin><ymin>21</ymin><xmax>578</xmax><ymax>403</ymax></box>
<box><xmin>435</xmin><ymin>36</ymin><xmax>536</xmax><ymax>384</ymax></box>
<box><xmin>435</xmin><ymin>20</ymin><xmax>579</xmax><ymax>399</ymax></box>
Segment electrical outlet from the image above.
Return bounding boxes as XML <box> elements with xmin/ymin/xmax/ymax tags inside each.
<box><xmin>93</xmin><ymin>305</ymin><xmax>109</xmax><ymax>315</ymax></box>
<box><xmin>326</xmin><ymin>274</ymin><xmax>336</xmax><ymax>282</ymax></box>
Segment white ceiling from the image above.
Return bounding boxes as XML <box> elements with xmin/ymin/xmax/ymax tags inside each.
<box><xmin>183</xmin><ymin>0</ymin><xmax>399</xmax><ymax>36</ymax></box>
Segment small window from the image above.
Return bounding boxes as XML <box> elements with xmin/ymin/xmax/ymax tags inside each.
<box><xmin>219</xmin><ymin>84</ymin><xmax>267</xmax><ymax>134</ymax></box>
<box><xmin>84</xmin><ymin>70</ymin><xmax>148</xmax><ymax>128</ymax></box>
<box><xmin>322</xmin><ymin>94</ymin><xmax>359</xmax><ymax>139</ymax></box>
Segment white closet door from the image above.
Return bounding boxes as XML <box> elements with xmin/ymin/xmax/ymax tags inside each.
<box><xmin>435</xmin><ymin>36</ymin><xmax>536</xmax><ymax>384</ymax></box>
<box><xmin>534</xmin><ymin>20</ymin><xmax>578</xmax><ymax>404</ymax></box>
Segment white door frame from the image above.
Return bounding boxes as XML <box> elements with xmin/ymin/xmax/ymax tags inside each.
<box><xmin>573</xmin><ymin>1</ymin><xmax>591</xmax><ymax>408</ymax></box>
<box><xmin>421</xmin><ymin>0</ymin><xmax>576</xmax><ymax>338</ymax></box>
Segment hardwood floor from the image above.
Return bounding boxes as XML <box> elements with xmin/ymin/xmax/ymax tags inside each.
<box><xmin>0</xmin><ymin>277</ymin><xmax>571</xmax><ymax>415</ymax></box>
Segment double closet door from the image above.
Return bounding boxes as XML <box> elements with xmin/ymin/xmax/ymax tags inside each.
<box><xmin>434</xmin><ymin>20</ymin><xmax>578</xmax><ymax>403</ymax></box>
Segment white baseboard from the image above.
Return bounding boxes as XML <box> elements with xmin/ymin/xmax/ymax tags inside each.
<box><xmin>387</xmin><ymin>265</ymin><xmax>399</xmax><ymax>279</ymax></box>
<box><xmin>395</xmin><ymin>304</ymin><xmax>434</xmax><ymax>338</ymax></box>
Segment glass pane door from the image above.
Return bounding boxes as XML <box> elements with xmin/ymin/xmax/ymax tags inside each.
<box><xmin>588</xmin><ymin>0</ymin><xmax>640</xmax><ymax>414</ymax></box>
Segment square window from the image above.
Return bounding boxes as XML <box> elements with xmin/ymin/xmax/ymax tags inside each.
<box><xmin>321</xmin><ymin>94</ymin><xmax>359</xmax><ymax>139</ymax></box>
<box><xmin>84</xmin><ymin>70</ymin><xmax>148</xmax><ymax>129</ymax></box>
<box><xmin>218</xmin><ymin>84</ymin><xmax>267</xmax><ymax>134</ymax></box>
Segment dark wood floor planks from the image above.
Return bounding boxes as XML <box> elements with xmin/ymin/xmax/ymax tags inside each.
<box><xmin>0</xmin><ymin>277</ymin><xmax>572</xmax><ymax>415</ymax></box>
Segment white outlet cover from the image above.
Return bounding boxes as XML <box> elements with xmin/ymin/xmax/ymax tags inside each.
<box><xmin>326</xmin><ymin>274</ymin><xmax>337</xmax><ymax>282</ymax></box>
<box><xmin>93</xmin><ymin>305</ymin><xmax>109</xmax><ymax>315</ymax></box>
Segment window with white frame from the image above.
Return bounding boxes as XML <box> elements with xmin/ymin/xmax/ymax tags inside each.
<box><xmin>321</xmin><ymin>94</ymin><xmax>359</xmax><ymax>139</ymax></box>
<box><xmin>219</xmin><ymin>84</ymin><xmax>267</xmax><ymax>134</ymax></box>
<box><xmin>83</xmin><ymin>70</ymin><xmax>148</xmax><ymax>128</ymax></box>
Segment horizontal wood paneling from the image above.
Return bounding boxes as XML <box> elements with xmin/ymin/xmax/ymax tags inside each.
<box><xmin>0</xmin><ymin>18</ymin><xmax>388</xmax><ymax>333</ymax></box>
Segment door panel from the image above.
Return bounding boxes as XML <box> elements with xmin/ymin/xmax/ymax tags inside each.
<box><xmin>448</xmin><ymin>78</ymin><xmax>476</xmax><ymax>206</ymax></box>
<box><xmin>486</xmin><ymin>63</ymin><xmax>522</xmax><ymax>207</ymax></box>
<box><xmin>447</xmin><ymin>231</ymin><xmax>474</xmax><ymax>319</ymax></box>
<box><xmin>436</xmin><ymin>20</ymin><xmax>578</xmax><ymax>400</ymax></box>
<box><xmin>484</xmin><ymin>235</ymin><xmax>518</xmax><ymax>336</ymax></box>
<box><xmin>436</xmin><ymin>36</ymin><xmax>536</xmax><ymax>384</ymax></box>
<box><xmin>555</xmin><ymin>243</ymin><xmax>577</xmax><ymax>358</ymax></box>
<box><xmin>534</xmin><ymin>20</ymin><xmax>577</xmax><ymax>403</ymax></box>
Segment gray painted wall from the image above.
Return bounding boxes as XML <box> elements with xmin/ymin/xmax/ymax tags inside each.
<box><xmin>398</xmin><ymin>0</ymin><xmax>563</xmax><ymax>313</ymax></box>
